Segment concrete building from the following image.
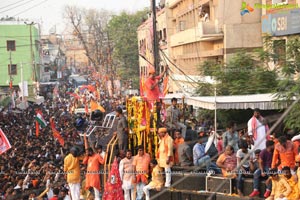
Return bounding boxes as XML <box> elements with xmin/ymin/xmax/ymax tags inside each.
<box><xmin>261</xmin><ymin>0</ymin><xmax>300</xmax><ymax>70</ymax></box>
<box><xmin>138</xmin><ymin>0</ymin><xmax>263</xmax><ymax>94</ymax></box>
<box><xmin>40</xmin><ymin>34</ymin><xmax>66</xmax><ymax>81</ymax></box>
<box><xmin>137</xmin><ymin>8</ymin><xmax>172</xmax><ymax>92</ymax></box>
<box><xmin>0</xmin><ymin>21</ymin><xmax>40</xmax><ymax>96</ymax></box>
<box><xmin>63</xmin><ymin>32</ymin><xmax>89</xmax><ymax>74</ymax></box>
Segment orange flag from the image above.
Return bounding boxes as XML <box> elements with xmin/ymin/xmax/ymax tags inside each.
<box><xmin>90</xmin><ymin>100</ymin><xmax>105</xmax><ymax>113</ymax></box>
<box><xmin>35</xmin><ymin>121</ymin><xmax>39</xmax><ymax>137</ymax></box>
<box><xmin>50</xmin><ymin>117</ymin><xmax>65</xmax><ymax>147</ymax></box>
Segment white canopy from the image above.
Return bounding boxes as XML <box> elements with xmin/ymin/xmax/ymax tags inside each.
<box><xmin>164</xmin><ymin>93</ymin><xmax>289</xmax><ymax>110</ymax></box>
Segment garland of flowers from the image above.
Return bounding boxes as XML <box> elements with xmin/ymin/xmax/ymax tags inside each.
<box><xmin>126</xmin><ymin>98</ymin><xmax>132</xmax><ymax>151</ymax></box>
<box><xmin>136</xmin><ymin>100</ymin><xmax>144</xmax><ymax>145</ymax></box>
<box><xmin>152</xmin><ymin>102</ymin><xmax>158</xmax><ymax>158</ymax></box>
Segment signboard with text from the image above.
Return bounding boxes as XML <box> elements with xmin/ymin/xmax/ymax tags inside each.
<box><xmin>262</xmin><ymin>9</ymin><xmax>300</xmax><ymax>36</ymax></box>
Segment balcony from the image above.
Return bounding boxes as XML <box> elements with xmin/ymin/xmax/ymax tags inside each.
<box><xmin>176</xmin><ymin>48</ymin><xmax>223</xmax><ymax>59</ymax></box>
<box><xmin>198</xmin><ymin>21</ymin><xmax>223</xmax><ymax>40</ymax></box>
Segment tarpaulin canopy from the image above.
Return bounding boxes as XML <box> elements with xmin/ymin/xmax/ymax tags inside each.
<box><xmin>163</xmin><ymin>93</ymin><xmax>289</xmax><ymax>110</ymax></box>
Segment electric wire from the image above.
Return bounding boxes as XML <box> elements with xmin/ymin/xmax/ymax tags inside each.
<box><xmin>13</xmin><ymin>0</ymin><xmax>49</xmax><ymax>17</ymax></box>
<box><xmin>0</xmin><ymin>0</ymin><xmax>37</xmax><ymax>14</ymax></box>
<box><xmin>0</xmin><ymin>0</ymin><xmax>27</xmax><ymax>11</ymax></box>
<box><xmin>160</xmin><ymin>49</ymin><xmax>199</xmax><ymax>85</ymax></box>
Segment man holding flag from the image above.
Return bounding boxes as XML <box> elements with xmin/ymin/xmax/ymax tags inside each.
<box><xmin>0</xmin><ymin>128</ymin><xmax>12</xmax><ymax>154</ymax></box>
<box><xmin>35</xmin><ymin>109</ymin><xmax>47</xmax><ymax>137</ymax></box>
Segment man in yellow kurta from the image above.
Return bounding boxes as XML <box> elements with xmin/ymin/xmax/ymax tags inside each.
<box><xmin>281</xmin><ymin>166</ymin><xmax>299</xmax><ymax>200</ymax></box>
<box><xmin>64</xmin><ymin>147</ymin><xmax>83</xmax><ymax>200</ymax></box>
<box><xmin>157</xmin><ymin>127</ymin><xmax>174</xmax><ymax>187</ymax></box>
<box><xmin>143</xmin><ymin>159</ymin><xmax>164</xmax><ymax>200</ymax></box>
<box><xmin>266</xmin><ymin>168</ymin><xmax>291</xmax><ymax>200</ymax></box>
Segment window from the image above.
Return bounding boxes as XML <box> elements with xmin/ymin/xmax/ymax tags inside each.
<box><xmin>7</xmin><ymin>40</ymin><xmax>16</xmax><ymax>51</ymax></box>
<box><xmin>273</xmin><ymin>39</ymin><xmax>286</xmax><ymax>66</ymax></box>
<box><xmin>8</xmin><ymin>64</ymin><xmax>17</xmax><ymax>75</ymax></box>
<box><xmin>178</xmin><ymin>21</ymin><xmax>186</xmax><ymax>31</ymax></box>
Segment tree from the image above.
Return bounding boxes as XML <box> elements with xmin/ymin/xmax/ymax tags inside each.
<box><xmin>272</xmin><ymin>36</ymin><xmax>300</xmax><ymax>130</ymax></box>
<box><xmin>107</xmin><ymin>10</ymin><xmax>149</xmax><ymax>89</ymax></box>
<box><xmin>64</xmin><ymin>6</ymin><xmax>113</xmax><ymax>70</ymax></box>
<box><xmin>198</xmin><ymin>51</ymin><xmax>278</xmax><ymax>96</ymax></box>
<box><xmin>196</xmin><ymin>50</ymin><xmax>279</xmax><ymax>128</ymax></box>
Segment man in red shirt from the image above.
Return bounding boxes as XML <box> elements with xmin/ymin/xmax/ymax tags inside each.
<box><xmin>144</xmin><ymin>67</ymin><xmax>167</xmax><ymax>102</ymax></box>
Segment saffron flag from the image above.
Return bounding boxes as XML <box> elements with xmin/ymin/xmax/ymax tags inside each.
<box><xmin>0</xmin><ymin>128</ymin><xmax>12</xmax><ymax>154</ymax></box>
<box><xmin>50</xmin><ymin>117</ymin><xmax>65</xmax><ymax>147</ymax></box>
<box><xmin>90</xmin><ymin>100</ymin><xmax>105</xmax><ymax>113</ymax></box>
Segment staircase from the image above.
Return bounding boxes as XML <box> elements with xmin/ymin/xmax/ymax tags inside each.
<box><xmin>150</xmin><ymin>171</ymin><xmax>266</xmax><ymax>200</ymax></box>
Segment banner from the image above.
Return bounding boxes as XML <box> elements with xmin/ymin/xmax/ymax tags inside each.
<box><xmin>0</xmin><ymin>128</ymin><xmax>12</xmax><ymax>154</ymax></box>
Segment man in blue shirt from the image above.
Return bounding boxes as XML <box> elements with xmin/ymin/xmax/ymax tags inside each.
<box><xmin>193</xmin><ymin>136</ymin><xmax>211</xmax><ymax>171</ymax></box>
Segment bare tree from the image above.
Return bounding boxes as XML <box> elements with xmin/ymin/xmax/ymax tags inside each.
<box><xmin>63</xmin><ymin>5</ymin><xmax>113</xmax><ymax>72</ymax></box>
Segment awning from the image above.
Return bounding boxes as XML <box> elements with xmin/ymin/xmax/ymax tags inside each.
<box><xmin>164</xmin><ymin>93</ymin><xmax>290</xmax><ymax>110</ymax></box>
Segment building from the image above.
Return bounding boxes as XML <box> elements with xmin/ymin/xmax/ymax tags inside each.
<box><xmin>137</xmin><ymin>7</ymin><xmax>172</xmax><ymax>92</ymax></box>
<box><xmin>62</xmin><ymin>26</ymin><xmax>90</xmax><ymax>74</ymax></box>
<box><xmin>138</xmin><ymin>0</ymin><xmax>263</xmax><ymax>94</ymax></box>
<box><xmin>40</xmin><ymin>34</ymin><xmax>66</xmax><ymax>82</ymax></box>
<box><xmin>0</xmin><ymin>21</ymin><xmax>40</xmax><ymax>96</ymax></box>
<box><xmin>261</xmin><ymin>0</ymin><xmax>300</xmax><ymax>70</ymax></box>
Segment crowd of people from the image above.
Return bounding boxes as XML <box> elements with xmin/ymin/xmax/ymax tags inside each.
<box><xmin>1</xmin><ymin>68</ymin><xmax>300</xmax><ymax>200</ymax></box>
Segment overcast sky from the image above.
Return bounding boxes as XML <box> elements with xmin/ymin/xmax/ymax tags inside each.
<box><xmin>0</xmin><ymin>0</ymin><xmax>151</xmax><ymax>34</ymax></box>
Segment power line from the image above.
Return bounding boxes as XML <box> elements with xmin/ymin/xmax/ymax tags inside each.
<box><xmin>160</xmin><ymin>49</ymin><xmax>199</xmax><ymax>85</ymax></box>
<box><xmin>0</xmin><ymin>0</ymin><xmax>37</xmax><ymax>14</ymax></box>
<box><xmin>0</xmin><ymin>0</ymin><xmax>27</xmax><ymax>11</ymax></box>
<box><xmin>13</xmin><ymin>0</ymin><xmax>49</xmax><ymax>17</ymax></box>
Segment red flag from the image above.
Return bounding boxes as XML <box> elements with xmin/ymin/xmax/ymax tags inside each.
<box><xmin>49</xmin><ymin>117</ymin><xmax>65</xmax><ymax>147</ymax></box>
<box><xmin>0</xmin><ymin>128</ymin><xmax>12</xmax><ymax>154</ymax></box>
<box><xmin>66</xmin><ymin>92</ymin><xmax>81</xmax><ymax>99</ymax></box>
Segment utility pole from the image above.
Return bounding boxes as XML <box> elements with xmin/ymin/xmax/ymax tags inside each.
<box><xmin>21</xmin><ymin>62</ymin><xmax>25</xmax><ymax>103</ymax></box>
<box><xmin>152</xmin><ymin>0</ymin><xmax>160</xmax><ymax>72</ymax></box>
<box><xmin>25</xmin><ymin>22</ymin><xmax>36</xmax><ymax>82</ymax></box>
<box><xmin>9</xmin><ymin>50</ymin><xmax>13</xmax><ymax>89</ymax></box>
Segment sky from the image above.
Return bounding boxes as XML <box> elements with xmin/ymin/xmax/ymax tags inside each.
<box><xmin>0</xmin><ymin>0</ymin><xmax>151</xmax><ymax>34</ymax></box>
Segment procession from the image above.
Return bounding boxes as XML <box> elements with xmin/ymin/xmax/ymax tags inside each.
<box><xmin>1</xmin><ymin>0</ymin><xmax>300</xmax><ymax>200</ymax></box>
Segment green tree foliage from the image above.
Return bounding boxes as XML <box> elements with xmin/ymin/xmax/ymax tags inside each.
<box><xmin>107</xmin><ymin>10</ymin><xmax>149</xmax><ymax>89</ymax></box>
<box><xmin>198</xmin><ymin>51</ymin><xmax>278</xmax><ymax>96</ymax></box>
<box><xmin>273</xmin><ymin>36</ymin><xmax>300</xmax><ymax>130</ymax></box>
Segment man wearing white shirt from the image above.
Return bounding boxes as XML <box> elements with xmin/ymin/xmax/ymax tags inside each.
<box><xmin>247</xmin><ymin>108</ymin><xmax>268</xmax><ymax>151</ymax></box>
<box><xmin>119</xmin><ymin>149</ymin><xmax>135</xmax><ymax>200</ymax></box>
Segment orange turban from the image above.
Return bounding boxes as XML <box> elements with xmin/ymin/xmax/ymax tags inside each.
<box><xmin>149</xmin><ymin>68</ymin><xmax>155</xmax><ymax>74</ymax></box>
<box><xmin>158</xmin><ymin>127</ymin><xmax>167</xmax><ymax>133</ymax></box>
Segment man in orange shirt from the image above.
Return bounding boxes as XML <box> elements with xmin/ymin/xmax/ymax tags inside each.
<box><xmin>83</xmin><ymin>134</ymin><xmax>105</xmax><ymax>200</ymax></box>
<box><xmin>271</xmin><ymin>136</ymin><xmax>297</xmax><ymax>171</ymax></box>
<box><xmin>144</xmin><ymin>67</ymin><xmax>167</xmax><ymax>102</ymax></box>
<box><xmin>157</xmin><ymin>127</ymin><xmax>174</xmax><ymax>187</ymax></box>
<box><xmin>173</xmin><ymin>130</ymin><xmax>184</xmax><ymax>165</ymax></box>
<box><xmin>133</xmin><ymin>145</ymin><xmax>151</xmax><ymax>200</ymax></box>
